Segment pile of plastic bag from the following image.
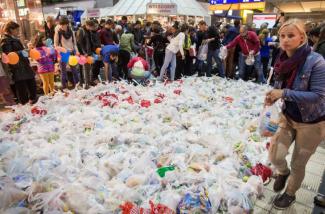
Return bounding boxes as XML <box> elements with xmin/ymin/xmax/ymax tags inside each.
<box><xmin>0</xmin><ymin>77</ymin><xmax>272</xmax><ymax>213</ymax></box>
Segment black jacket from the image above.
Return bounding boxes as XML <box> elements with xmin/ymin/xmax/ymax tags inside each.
<box><xmin>196</xmin><ymin>30</ymin><xmax>208</xmax><ymax>51</ymax></box>
<box><xmin>148</xmin><ymin>34</ymin><xmax>169</xmax><ymax>52</ymax></box>
<box><xmin>77</xmin><ymin>27</ymin><xmax>101</xmax><ymax>55</ymax></box>
<box><xmin>45</xmin><ymin>23</ymin><xmax>55</xmax><ymax>41</ymax></box>
<box><xmin>0</xmin><ymin>34</ymin><xmax>34</xmax><ymax>82</ymax></box>
<box><xmin>207</xmin><ymin>26</ymin><xmax>221</xmax><ymax>51</ymax></box>
<box><xmin>133</xmin><ymin>28</ymin><xmax>144</xmax><ymax>45</ymax></box>
<box><xmin>315</xmin><ymin>40</ymin><xmax>325</xmax><ymax>59</ymax></box>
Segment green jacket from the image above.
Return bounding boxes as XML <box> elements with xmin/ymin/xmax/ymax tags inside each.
<box><xmin>120</xmin><ymin>33</ymin><xmax>134</xmax><ymax>53</ymax></box>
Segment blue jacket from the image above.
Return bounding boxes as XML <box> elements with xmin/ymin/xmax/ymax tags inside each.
<box><xmin>101</xmin><ymin>45</ymin><xmax>119</xmax><ymax>63</ymax></box>
<box><xmin>274</xmin><ymin>51</ymin><xmax>325</xmax><ymax>123</ymax></box>
<box><xmin>222</xmin><ymin>26</ymin><xmax>239</xmax><ymax>45</ymax></box>
<box><xmin>260</xmin><ymin>37</ymin><xmax>272</xmax><ymax>58</ymax></box>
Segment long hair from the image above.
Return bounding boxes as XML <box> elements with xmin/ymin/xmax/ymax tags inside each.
<box><xmin>33</xmin><ymin>33</ymin><xmax>46</xmax><ymax>48</ymax></box>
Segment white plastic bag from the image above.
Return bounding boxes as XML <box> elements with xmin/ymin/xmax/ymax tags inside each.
<box><xmin>0</xmin><ymin>186</ymin><xmax>28</xmax><ymax>209</ymax></box>
<box><xmin>259</xmin><ymin>104</ymin><xmax>279</xmax><ymax>137</ymax></box>
<box><xmin>197</xmin><ymin>44</ymin><xmax>208</xmax><ymax>61</ymax></box>
<box><xmin>245</xmin><ymin>54</ymin><xmax>255</xmax><ymax>66</ymax></box>
<box><xmin>219</xmin><ymin>46</ymin><xmax>228</xmax><ymax>60</ymax></box>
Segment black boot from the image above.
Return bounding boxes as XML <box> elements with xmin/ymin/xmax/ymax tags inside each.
<box><xmin>314</xmin><ymin>194</ymin><xmax>325</xmax><ymax>207</ymax></box>
<box><xmin>273</xmin><ymin>192</ymin><xmax>296</xmax><ymax>210</ymax></box>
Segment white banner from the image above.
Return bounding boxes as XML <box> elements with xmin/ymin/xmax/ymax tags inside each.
<box><xmin>146</xmin><ymin>3</ymin><xmax>177</xmax><ymax>15</ymax></box>
<box><xmin>87</xmin><ymin>9</ymin><xmax>101</xmax><ymax>17</ymax></box>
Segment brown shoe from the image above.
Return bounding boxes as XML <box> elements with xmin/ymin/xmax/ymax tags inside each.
<box><xmin>273</xmin><ymin>171</ymin><xmax>290</xmax><ymax>192</ymax></box>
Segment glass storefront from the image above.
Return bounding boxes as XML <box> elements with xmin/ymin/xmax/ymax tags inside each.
<box><xmin>0</xmin><ymin>0</ymin><xmax>44</xmax><ymax>43</ymax></box>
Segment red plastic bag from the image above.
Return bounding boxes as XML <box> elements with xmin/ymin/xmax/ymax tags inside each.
<box><xmin>154</xmin><ymin>98</ymin><xmax>162</xmax><ymax>104</ymax></box>
<box><xmin>123</xmin><ymin>96</ymin><xmax>134</xmax><ymax>104</ymax></box>
<box><xmin>120</xmin><ymin>201</ymin><xmax>175</xmax><ymax>214</ymax></box>
<box><xmin>31</xmin><ymin>106</ymin><xmax>47</xmax><ymax>116</ymax></box>
<box><xmin>120</xmin><ymin>202</ymin><xmax>150</xmax><ymax>214</ymax></box>
<box><xmin>250</xmin><ymin>163</ymin><xmax>272</xmax><ymax>183</ymax></box>
<box><xmin>223</xmin><ymin>96</ymin><xmax>234</xmax><ymax>103</ymax></box>
<box><xmin>141</xmin><ymin>100</ymin><xmax>151</xmax><ymax>108</ymax></box>
<box><xmin>173</xmin><ymin>89</ymin><xmax>182</xmax><ymax>95</ymax></box>
<box><xmin>150</xmin><ymin>200</ymin><xmax>175</xmax><ymax>214</ymax></box>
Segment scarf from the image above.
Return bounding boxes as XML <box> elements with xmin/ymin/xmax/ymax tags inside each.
<box><xmin>274</xmin><ymin>44</ymin><xmax>311</xmax><ymax>89</ymax></box>
<box><xmin>59</xmin><ymin>27</ymin><xmax>73</xmax><ymax>40</ymax></box>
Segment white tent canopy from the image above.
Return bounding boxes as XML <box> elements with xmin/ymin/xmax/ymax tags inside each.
<box><xmin>102</xmin><ymin>0</ymin><xmax>209</xmax><ymax>17</ymax></box>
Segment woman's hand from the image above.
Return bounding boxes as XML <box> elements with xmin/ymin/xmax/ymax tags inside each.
<box><xmin>265</xmin><ymin>89</ymin><xmax>284</xmax><ymax>106</ymax></box>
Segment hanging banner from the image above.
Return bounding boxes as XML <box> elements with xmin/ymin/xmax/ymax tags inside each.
<box><xmin>87</xmin><ymin>9</ymin><xmax>100</xmax><ymax>17</ymax></box>
<box><xmin>209</xmin><ymin>2</ymin><xmax>265</xmax><ymax>10</ymax></box>
<box><xmin>146</xmin><ymin>3</ymin><xmax>177</xmax><ymax>15</ymax></box>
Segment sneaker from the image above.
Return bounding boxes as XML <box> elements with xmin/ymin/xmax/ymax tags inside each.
<box><xmin>157</xmin><ymin>77</ymin><xmax>164</xmax><ymax>82</ymax></box>
<box><xmin>273</xmin><ymin>171</ymin><xmax>290</xmax><ymax>192</ymax></box>
<box><xmin>273</xmin><ymin>193</ymin><xmax>296</xmax><ymax>210</ymax></box>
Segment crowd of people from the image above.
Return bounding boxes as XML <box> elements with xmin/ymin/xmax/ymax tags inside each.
<box><xmin>1</xmin><ymin>15</ymin><xmax>325</xmax><ymax>106</ymax></box>
<box><xmin>0</xmin><ymin>13</ymin><xmax>325</xmax><ymax>210</ymax></box>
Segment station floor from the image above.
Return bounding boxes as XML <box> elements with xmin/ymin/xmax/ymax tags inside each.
<box><xmin>255</xmin><ymin>141</ymin><xmax>325</xmax><ymax>214</ymax></box>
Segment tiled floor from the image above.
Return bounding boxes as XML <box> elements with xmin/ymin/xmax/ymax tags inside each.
<box><xmin>255</xmin><ymin>142</ymin><xmax>325</xmax><ymax>214</ymax></box>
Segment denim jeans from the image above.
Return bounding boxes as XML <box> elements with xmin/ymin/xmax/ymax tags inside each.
<box><xmin>238</xmin><ymin>53</ymin><xmax>265</xmax><ymax>83</ymax></box>
<box><xmin>82</xmin><ymin>63</ymin><xmax>92</xmax><ymax>87</ymax></box>
<box><xmin>195</xmin><ymin>59</ymin><xmax>205</xmax><ymax>76</ymax></box>
<box><xmin>160</xmin><ymin>49</ymin><xmax>176</xmax><ymax>81</ymax></box>
<box><xmin>60</xmin><ymin>62</ymin><xmax>79</xmax><ymax>88</ymax></box>
<box><xmin>105</xmin><ymin>62</ymin><xmax>118</xmax><ymax>82</ymax></box>
<box><xmin>207</xmin><ymin>49</ymin><xmax>225</xmax><ymax>77</ymax></box>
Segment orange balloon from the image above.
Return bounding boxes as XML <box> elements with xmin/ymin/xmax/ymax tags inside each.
<box><xmin>86</xmin><ymin>56</ymin><xmax>94</xmax><ymax>64</ymax></box>
<box><xmin>8</xmin><ymin>52</ymin><xmax>19</xmax><ymax>65</ymax></box>
<box><xmin>95</xmin><ymin>48</ymin><xmax>102</xmax><ymax>55</ymax></box>
<box><xmin>30</xmin><ymin>49</ymin><xmax>41</xmax><ymax>60</ymax></box>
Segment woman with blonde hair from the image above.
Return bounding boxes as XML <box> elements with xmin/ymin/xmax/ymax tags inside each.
<box><xmin>265</xmin><ymin>19</ymin><xmax>325</xmax><ymax>209</ymax></box>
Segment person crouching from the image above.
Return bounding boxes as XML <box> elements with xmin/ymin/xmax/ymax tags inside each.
<box><xmin>127</xmin><ymin>50</ymin><xmax>151</xmax><ymax>83</ymax></box>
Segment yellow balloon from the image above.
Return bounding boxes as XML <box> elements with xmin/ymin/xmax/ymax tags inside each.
<box><xmin>69</xmin><ymin>56</ymin><xmax>78</xmax><ymax>66</ymax></box>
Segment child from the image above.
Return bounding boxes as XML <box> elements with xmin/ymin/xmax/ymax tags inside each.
<box><xmin>127</xmin><ymin>49</ymin><xmax>151</xmax><ymax>82</ymax></box>
<box><xmin>0</xmin><ymin>60</ymin><xmax>15</xmax><ymax>106</ymax></box>
<box><xmin>101</xmin><ymin>44</ymin><xmax>119</xmax><ymax>82</ymax></box>
<box><xmin>33</xmin><ymin>33</ymin><xmax>56</xmax><ymax>95</ymax></box>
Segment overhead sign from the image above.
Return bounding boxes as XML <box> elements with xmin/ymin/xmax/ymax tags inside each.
<box><xmin>240</xmin><ymin>0</ymin><xmax>264</xmax><ymax>3</ymax></box>
<box><xmin>253</xmin><ymin>14</ymin><xmax>276</xmax><ymax>28</ymax></box>
<box><xmin>146</xmin><ymin>3</ymin><xmax>177</xmax><ymax>15</ymax></box>
<box><xmin>210</xmin><ymin>0</ymin><xmax>238</xmax><ymax>4</ymax></box>
<box><xmin>209</xmin><ymin>2</ymin><xmax>265</xmax><ymax>10</ymax></box>
<box><xmin>87</xmin><ymin>9</ymin><xmax>100</xmax><ymax>17</ymax></box>
<box><xmin>239</xmin><ymin>2</ymin><xmax>265</xmax><ymax>9</ymax></box>
<box><xmin>210</xmin><ymin>0</ymin><xmax>263</xmax><ymax>4</ymax></box>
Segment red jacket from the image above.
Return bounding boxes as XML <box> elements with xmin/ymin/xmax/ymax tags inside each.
<box><xmin>127</xmin><ymin>57</ymin><xmax>149</xmax><ymax>70</ymax></box>
<box><xmin>226</xmin><ymin>31</ymin><xmax>260</xmax><ymax>56</ymax></box>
